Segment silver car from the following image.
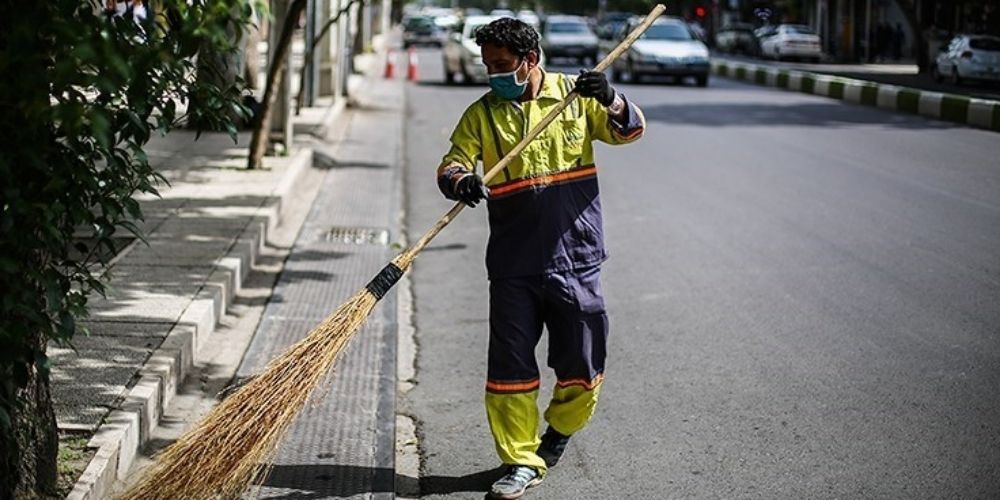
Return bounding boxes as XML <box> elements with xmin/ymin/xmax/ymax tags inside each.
<box><xmin>605</xmin><ymin>17</ymin><xmax>710</xmax><ymax>86</ymax></box>
<box><xmin>442</xmin><ymin>16</ymin><xmax>497</xmax><ymax>84</ymax></box>
<box><xmin>541</xmin><ymin>15</ymin><xmax>599</xmax><ymax>66</ymax></box>
<box><xmin>933</xmin><ymin>34</ymin><xmax>1000</xmax><ymax>85</ymax></box>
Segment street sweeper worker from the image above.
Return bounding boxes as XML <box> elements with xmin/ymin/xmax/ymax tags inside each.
<box><xmin>435</xmin><ymin>17</ymin><xmax>645</xmax><ymax>500</ymax></box>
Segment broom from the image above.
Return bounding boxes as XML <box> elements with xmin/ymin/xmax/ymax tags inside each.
<box><xmin>120</xmin><ymin>4</ymin><xmax>666</xmax><ymax>499</ymax></box>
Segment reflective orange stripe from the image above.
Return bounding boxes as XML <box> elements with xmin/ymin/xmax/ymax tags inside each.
<box><xmin>486</xmin><ymin>378</ymin><xmax>541</xmax><ymax>393</ymax></box>
<box><xmin>615</xmin><ymin>127</ymin><xmax>643</xmax><ymax>141</ymax></box>
<box><xmin>555</xmin><ymin>373</ymin><xmax>604</xmax><ymax>391</ymax></box>
<box><xmin>489</xmin><ymin>165</ymin><xmax>597</xmax><ymax>197</ymax></box>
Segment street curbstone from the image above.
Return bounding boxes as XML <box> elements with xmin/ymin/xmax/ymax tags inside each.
<box><xmin>754</xmin><ymin>68</ymin><xmax>767</xmax><ymax>85</ymax></box>
<box><xmin>897</xmin><ymin>89</ymin><xmax>921</xmax><ymax>114</ymax></box>
<box><xmin>776</xmin><ymin>71</ymin><xmax>789</xmax><ymax>88</ymax></box>
<box><xmin>844</xmin><ymin>81</ymin><xmax>863</xmax><ymax>103</ymax></box>
<box><xmin>67</xmin><ymin>437</ymin><xmax>119</xmax><ymax>500</ymax></box>
<box><xmin>828</xmin><ymin>80</ymin><xmax>845</xmax><ymax>99</ymax></box>
<box><xmin>765</xmin><ymin>68</ymin><xmax>779</xmax><ymax>87</ymax></box>
<box><xmin>941</xmin><ymin>95</ymin><xmax>970</xmax><ymax>123</ymax></box>
<box><xmin>813</xmin><ymin>76</ymin><xmax>830</xmax><ymax>97</ymax></box>
<box><xmin>711</xmin><ymin>58</ymin><xmax>999</xmax><ymax>132</ymax></box>
<box><xmin>918</xmin><ymin>92</ymin><xmax>943</xmax><ymax>118</ymax></box>
<box><xmin>800</xmin><ymin>74</ymin><xmax>815</xmax><ymax>94</ymax></box>
<box><xmin>788</xmin><ymin>72</ymin><xmax>803</xmax><ymax>91</ymax></box>
<box><xmin>877</xmin><ymin>86</ymin><xmax>900</xmax><ymax>110</ymax></box>
<box><xmin>860</xmin><ymin>84</ymin><xmax>879</xmax><ymax>106</ymax></box>
<box><xmin>967</xmin><ymin>99</ymin><xmax>995</xmax><ymax>130</ymax></box>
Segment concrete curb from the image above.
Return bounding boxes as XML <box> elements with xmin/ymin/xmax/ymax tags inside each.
<box><xmin>66</xmin><ymin>147</ymin><xmax>314</xmax><ymax>500</ymax></box>
<box><xmin>712</xmin><ymin>60</ymin><xmax>1000</xmax><ymax>133</ymax></box>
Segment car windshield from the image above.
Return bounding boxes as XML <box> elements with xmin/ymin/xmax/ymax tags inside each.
<box><xmin>549</xmin><ymin>22</ymin><xmax>589</xmax><ymax>34</ymax></box>
<box><xmin>405</xmin><ymin>17</ymin><xmax>433</xmax><ymax>29</ymax></box>
<box><xmin>970</xmin><ymin>37</ymin><xmax>1000</xmax><ymax>51</ymax></box>
<box><xmin>784</xmin><ymin>25</ymin><xmax>816</xmax><ymax>35</ymax></box>
<box><xmin>641</xmin><ymin>23</ymin><xmax>693</xmax><ymax>41</ymax></box>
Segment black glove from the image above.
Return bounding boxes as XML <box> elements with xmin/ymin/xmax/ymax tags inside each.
<box><xmin>575</xmin><ymin>70</ymin><xmax>616</xmax><ymax>107</ymax></box>
<box><xmin>454</xmin><ymin>174</ymin><xmax>490</xmax><ymax>208</ymax></box>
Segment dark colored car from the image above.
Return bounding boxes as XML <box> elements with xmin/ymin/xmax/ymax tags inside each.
<box><xmin>715</xmin><ymin>22</ymin><xmax>759</xmax><ymax>55</ymax></box>
<box><xmin>403</xmin><ymin>16</ymin><xmax>444</xmax><ymax>48</ymax></box>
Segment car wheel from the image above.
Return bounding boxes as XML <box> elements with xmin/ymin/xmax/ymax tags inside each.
<box><xmin>696</xmin><ymin>74</ymin><xmax>709</xmax><ymax>87</ymax></box>
<box><xmin>628</xmin><ymin>61</ymin><xmax>642</xmax><ymax>83</ymax></box>
<box><xmin>931</xmin><ymin>64</ymin><xmax>942</xmax><ymax>83</ymax></box>
<box><xmin>460</xmin><ymin>61</ymin><xmax>473</xmax><ymax>85</ymax></box>
<box><xmin>611</xmin><ymin>66</ymin><xmax>623</xmax><ymax>83</ymax></box>
<box><xmin>444</xmin><ymin>64</ymin><xmax>455</xmax><ymax>85</ymax></box>
<box><xmin>951</xmin><ymin>66</ymin><xmax>963</xmax><ymax>85</ymax></box>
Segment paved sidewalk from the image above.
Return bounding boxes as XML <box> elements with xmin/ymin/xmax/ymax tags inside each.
<box><xmin>52</xmin><ymin>127</ymin><xmax>314</xmax><ymax>498</ymax></box>
<box><xmin>52</xmin><ymin>68</ymin><xmax>376</xmax><ymax>496</ymax></box>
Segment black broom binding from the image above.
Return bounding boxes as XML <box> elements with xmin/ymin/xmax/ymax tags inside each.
<box><xmin>365</xmin><ymin>262</ymin><xmax>404</xmax><ymax>299</ymax></box>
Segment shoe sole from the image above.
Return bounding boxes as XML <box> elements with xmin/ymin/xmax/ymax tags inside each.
<box><xmin>489</xmin><ymin>476</ymin><xmax>543</xmax><ymax>499</ymax></box>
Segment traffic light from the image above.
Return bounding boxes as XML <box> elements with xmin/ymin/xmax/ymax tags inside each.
<box><xmin>695</xmin><ymin>6</ymin><xmax>707</xmax><ymax>18</ymax></box>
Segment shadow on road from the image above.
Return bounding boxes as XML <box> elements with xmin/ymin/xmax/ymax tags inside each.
<box><xmin>419</xmin><ymin>465</ymin><xmax>507</xmax><ymax>495</ymax></box>
<box><xmin>257</xmin><ymin>464</ymin><xmax>505</xmax><ymax>497</ymax></box>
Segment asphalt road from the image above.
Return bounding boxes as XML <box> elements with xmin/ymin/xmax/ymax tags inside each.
<box><xmin>400</xmin><ymin>47</ymin><xmax>1000</xmax><ymax>499</ymax></box>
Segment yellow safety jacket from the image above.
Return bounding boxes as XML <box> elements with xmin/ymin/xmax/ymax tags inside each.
<box><xmin>438</xmin><ymin>70</ymin><xmax>645</xmax><ymax>279</ymax></box>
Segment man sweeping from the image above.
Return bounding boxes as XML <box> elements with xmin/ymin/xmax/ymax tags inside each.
<box><xmin>436</xmin><ymin>17</ymin><xmax>645</xmax><ymax>500</ymax></box>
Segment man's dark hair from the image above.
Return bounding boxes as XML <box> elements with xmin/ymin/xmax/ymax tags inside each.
<box><xmin>474</xmin><ymin>17</ymin><xmax>540</xmax><ymax>57</ymax></box>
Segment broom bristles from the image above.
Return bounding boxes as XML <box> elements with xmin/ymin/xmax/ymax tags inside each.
<box><xmin>119</xmin><ymin>284</ymin><xmax>382</xmax><ymax>500</ymax></box>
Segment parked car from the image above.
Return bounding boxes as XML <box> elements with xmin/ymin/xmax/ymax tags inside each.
<box><xmin>489</xmin><ymin>9</ymin><xmax>515</xmax><ymax>18</ymax></box>
<box><xmin>442</xmin><ymin>16</ymin><xmax>496</xmax><ymax>84</ymax></box>
<box><xmin>595</xmin><ymin>11</ymin><xmax>631</xmax><ymax>41</ymax></box>
<box><xmin>716</xmin><ymin>22</ymin><xmax>759</xmax><ymax>55</ymax></box>
<box><xmin>516</xmin><ymin>9</ymin><xmax>540</xmax><ymax>30</ymax></box>
<box><xmin>758</xmin><ymin>24</ymin><xmax>823</xmax><ymax>62</ymax></box>
<box><xmin>540</xmin><ymin>15</ymin><xmax>599</xmax><ymax>66</ymax></box>
<box><xmin>604</xmin><ymin>16</ymin><xmax>710</xmax><ymax>86</ymax></box>
<box><xmin>403</xmin><ymin>16</ymin><xmax>444</xmax><ymax>48</ymax></box>
<box><xmin>933</xmin><ymin>34</ymin><xmax>1000</xmax><ymax>85</ymax></box>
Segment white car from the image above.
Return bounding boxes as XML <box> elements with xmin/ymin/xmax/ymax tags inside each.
<box><xmin>517</xmin><ymin>10</ymin><xmax>540</xmax><ymax>30</ymax></box>
<box><xmin>606</xmin><ymin>17</ymin><xmax>710</xmax><ymax>86</ymax></box>
<box><xmin>442</xmin><ymin>16</ymin><xmax>497</xmax><ymax>84</ymax></box>
<box><xmin>933</xmin><ymin>34</ymin><xmax>1000</xmax><ymax>84</ymax></box>
<box><xmin>758</xmin><ymin>24</ymin><xmax>823</xmax><ymax>62</ymax></box>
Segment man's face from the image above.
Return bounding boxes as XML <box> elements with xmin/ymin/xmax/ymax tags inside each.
<box><xmin>482</xmin><ymin>43</ymin><xmax>536</xmax><ymax>77</ymax></box>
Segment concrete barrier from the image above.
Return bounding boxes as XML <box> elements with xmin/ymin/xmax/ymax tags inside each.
<box><xmin>711</xmin><ymin>59</ymin><xmax>1000</xmax><ymax>133</ymax></box>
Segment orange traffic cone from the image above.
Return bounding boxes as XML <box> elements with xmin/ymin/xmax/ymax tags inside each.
<box><xmin>406</xmin><ymin>47</ymin><xmax>419</xmax><ymax>81</ymax></box>
<box><xmin>383</xmin><ymin>48</ymin><xmax>395</xmax><ymax>79</ymax></box>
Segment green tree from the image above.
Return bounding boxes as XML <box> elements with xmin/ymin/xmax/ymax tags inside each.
<box><xmin>0</xmin><ymin>0</ymin><xmax>252</xmax><ymax>496</ymax></box>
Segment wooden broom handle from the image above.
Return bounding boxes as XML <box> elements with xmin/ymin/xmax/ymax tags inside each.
<box><xmin>398</xmin><ymin>4</ymin><xmax>666</xmax><ymax>265</ymax></box>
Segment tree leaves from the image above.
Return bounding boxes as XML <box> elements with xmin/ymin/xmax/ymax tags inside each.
<box><xmin>0</xmin><ymin>0</ymin><xmax>253</xmax><ymax>452</ymax></box>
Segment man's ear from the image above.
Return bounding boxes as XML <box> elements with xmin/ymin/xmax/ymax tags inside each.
<box><xmin>526</xmin><ymin>50</ymin><xmax>541</xmax><ymax>69</ymax></box>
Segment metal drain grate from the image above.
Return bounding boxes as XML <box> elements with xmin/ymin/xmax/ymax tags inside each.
<box><xmin>325</xmin><ymin>226</ymin><xmax>390</xmax><ymax>246</ymax></box>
